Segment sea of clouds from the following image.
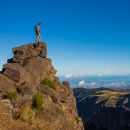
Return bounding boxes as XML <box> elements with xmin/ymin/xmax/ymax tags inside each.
<box><xmin>78</xmin><ymin>80</ymin><xmax>130</xmax><ymax>89</ymax></box>
<box><xmin>60</xmin><ymin>74</ymin><xmax>130</xmax><ymax>89</ymax></box>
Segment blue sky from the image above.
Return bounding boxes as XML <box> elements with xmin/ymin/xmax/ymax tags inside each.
<box><xmin>0</xmin><ymin>0</ymin><xmax>130</xmax><ymax>76</ymax></box>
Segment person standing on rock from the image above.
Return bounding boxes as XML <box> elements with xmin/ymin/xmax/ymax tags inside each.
<box><xmin>34</xmin><ymin>22</ymin><xmax>42</xmax><ymax>47</ymax></box>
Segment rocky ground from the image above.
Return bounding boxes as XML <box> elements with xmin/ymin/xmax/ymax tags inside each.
<box><xmin>0</xmin><ymin>42</ymin><xmax>84</xmax><ymax>130</ymax></box>
<box><xmin>74</xmin><ymin>87</ymin><xmax>130</xmax><ymax>130</ymax></box>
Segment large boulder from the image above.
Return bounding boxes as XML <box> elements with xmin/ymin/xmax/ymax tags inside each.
<box><xmin>2</xmin><ymin>59</ymin><xmax>56</xmax><ymax>85</ymax></box>
<box><xmin>2</xmin><ymin>63</ymin><xmax>35</xmax><ymax>84</ymax></box>
<box><xmin>23</xmin><ymin>57</ymin><xmax>57</xmax><ymax>82</ymax></box>
<box><xmin>0</xmin><ymin>74</ymin><xmax>16</xmax><ymax>95</ymax></box>
<box><xmin>12</xmin><ymin>43</ymin><xmax>47</xmax><ymax>64</ymax></box>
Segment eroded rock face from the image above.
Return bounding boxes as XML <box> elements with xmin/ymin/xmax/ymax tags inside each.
<box><xmin>0</xmin><ymin>74</ymin><xmax>16</xmax><ymax>94</ymax></box>
<box><xmin>0</xmin><ymin>43</ymin><xmax>84</xmax><ymax>130</ymax></box>
<box><xmin>12</xmin><ymin>43</ymin><xmax>47</xmax><ymax>63</ymax></box>
<box><xmin>0</xmin><ymin>100</ymin><xmax>13</xmax><ymax>130</ymax></box>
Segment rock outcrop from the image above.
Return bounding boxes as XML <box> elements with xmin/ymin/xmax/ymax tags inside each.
<box><xmin>0</xmin><ymin>42</ymin><xmax>84</xmax><ymax>130</ymax></box>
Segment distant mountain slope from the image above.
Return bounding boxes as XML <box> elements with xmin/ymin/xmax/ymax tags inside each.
<box><xmin>73</xmin><ymin>87</ymin><xmax>130</xmax><ymax>130</ymax></box>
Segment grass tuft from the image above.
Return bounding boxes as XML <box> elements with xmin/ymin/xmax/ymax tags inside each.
<box><xmin>19</xmin><ymin>106</ymin><xmax>35</xmax><ymax>121</ymax></box>
<box><xmin>41</xmin><ymin>78</ymin><xmax>56</xmax><ymax>90</ymax></box>
<box><xmin>32</xmin><ymin>91</ymin><xmax>44</xmax><ymax>110</ymax></box>
<box><xmin>4</xmin><ymin>91</ymin><xmax>17</xmax><ymax>100</ymax></box>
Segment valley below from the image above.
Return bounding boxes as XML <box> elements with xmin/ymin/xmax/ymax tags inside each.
<box><xmin>73</xmin><ymin>87</ymin><xmax>130</xmax><ymax>130</ymax></box>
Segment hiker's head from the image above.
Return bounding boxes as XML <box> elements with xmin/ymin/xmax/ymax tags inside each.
<box><xmin>38</xmin><ymin>22</ymin><xmax>42</xmax><ymax>26</ymax></box>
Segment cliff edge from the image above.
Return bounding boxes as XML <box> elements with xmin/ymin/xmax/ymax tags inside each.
<box><xmin>0</xmin><ymin>42</ymin><xmax>84</xmax><ymax>130</ymax></box>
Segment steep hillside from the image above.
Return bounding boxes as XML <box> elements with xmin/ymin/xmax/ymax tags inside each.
<box><xmin>73</xmin><ymin>87</ymin><xmax>130</xmax><ymax>130</ymax></box>
<box><xmin>0</xmin><ymin>43</ymin><xmax>84</xmax><ymax>130</ymax></box>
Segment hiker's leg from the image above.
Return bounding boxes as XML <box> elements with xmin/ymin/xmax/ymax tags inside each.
<box><xmin>36</xmin><ymin>35</ymin><xmax>39</xmax><ymax>46</ymax></box>
<box><xmin>35</xmin><ymin>35</ymin><xmax>38</xmax><ymax>44</ymax></box>
<box><xmin>38</xmin><ymin>35</ymin><xmax>40</xmax><ymax>43</ymax></box>
<box><xmin>36</xmin><ymin>35</ymin><xmax>41</xmax><ymax>46</ymax></box>
<box><xmin>38</xmin><ymin>34</ymin><xmax>41</xmax><ymax>43</ymax></box>
<box><xmin>35</xmin><ymin>34</ymin><xmax>41</xmax><ymax>47</ymax></box>
<box><xmin>38</xmin><ymin>34</ymin><xmax>42</xmax><ymax>46</ymax></box>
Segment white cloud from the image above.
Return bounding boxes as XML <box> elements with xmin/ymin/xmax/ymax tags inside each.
<box><xmin>65</xmin><ymin>74</ymin><xmax>78</xmax><ymax>78</ymax></box>
<box><xmin>91</xmin><ymin>82</ymin><xmax>97</xmax><ymax>86</ymax></box>
<box><xmin>77</xmin><ymin>79</ymin><xmax>129</xmax><ymax>89</ymax></box>
<box><xmin>78</xmin><ymin>80</ymin><xmax>99</xmax><ymax>88</ymax></box>
<box><xmin>78</xmin><ymin>80</ymin><xmax>86</xmax><ymax>86</ymax></box>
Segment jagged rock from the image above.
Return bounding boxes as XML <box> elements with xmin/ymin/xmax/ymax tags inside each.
<box><xmin>0</xmin><ymin>74</ymin><xmax>16</xmax><ymax>95</ymax></box>
<box><xmin>2</xmin><ymin>64</ymin><xmax>20</xmax><ymax>81</ymax></box>
<box><xmin>59</xmin><ymin>89</ymin><xmax>68</xmax><ymax>103</ymax></box>
<box><xmin>39</xmin><ymin>84</ymin><xmax>55</xmax><ymax>96</ymax></box>
<box><xmin>63</xmin><ymin>81</ymin><xmax>73</xmax><ymax>96</ymax></box>
<box><xmin>17</xmin><ymin>84</ymin><xmax>35</xmax><ymax>96</ymax></box>
<box><xmin>54</xmin><ymin>76</ymin><xmax>60</xmax><ymax>83</ymax></box>
<box><xmin>13</xmin><ymin>95</ymin><xmax>33</xmax><ymax>108</ymax></box>
<box><xmin>0</xmin><ymin>42</ymin><xmax>84</xmax><ymax>130</ymax></box>
<box><xmin>63</xmin><ymin>81</ymin><xmax>70</xmax><ymax>87</ymax></box>
<box><xmin>12</xmin><ymin>43</ymin><xmax>47</xmax><ymax>64</ymax></box>
<box><xmin>2</xmin><ymin>63</ymin><xmax>35</xmax><ymax>84</ymax></box>
<box><xmin>23</xmin><ymin>57</ymin><xmax>57</xmax><ymax>82</ymax></box>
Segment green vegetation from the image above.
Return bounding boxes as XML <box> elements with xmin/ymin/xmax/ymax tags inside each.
<box><xmin>32</xmin><ymin>91</ymin><xmax>44</xmax><ymax>110</ymax></box>
<box><xmin>19</xmin><ymin>106</ymin><xmax>35</xmax><ymax>121</ymax></box>
<box><xmin>41</xmin><ymin>78</ymin><xmax>56</xmax><ymax>90</ymax></box>
<box><xmin>4</xmin><ymin>91</ymin><xmax>17</xmax><ymax>100</ymax></box>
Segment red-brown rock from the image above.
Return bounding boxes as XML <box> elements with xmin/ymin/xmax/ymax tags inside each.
<box><xmin>0</xmin><ymin>42</ymin><xmax>84</xmax><ymax>130</ymax></box>
<box><xmin>12</xmin><ymin>43</ymin><xmax>47</xmax><ymax>64</ymax></box>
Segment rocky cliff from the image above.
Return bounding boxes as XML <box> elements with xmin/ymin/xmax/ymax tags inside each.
<box><xmin>0</xmin><ymin>42</ymin><xmax>84</xmax><ymax>130</ymax></box>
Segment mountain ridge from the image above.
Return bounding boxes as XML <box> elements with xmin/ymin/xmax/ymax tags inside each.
<box><xmin>73</xmin><ymin>87</ymin><xmax>130</xmax><ymax>130</ymax></box>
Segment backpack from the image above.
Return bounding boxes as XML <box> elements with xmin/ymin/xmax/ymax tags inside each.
<box><xmin>34</xmin><ymin>26</ymin><xmax>38</xmax><ymax>34</ymax></box>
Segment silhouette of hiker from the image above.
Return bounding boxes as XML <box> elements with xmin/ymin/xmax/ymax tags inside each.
<box><xmin>34</xmin><ymin>22</ymin><xmax>42</xmax><ymax>47</ymax></box>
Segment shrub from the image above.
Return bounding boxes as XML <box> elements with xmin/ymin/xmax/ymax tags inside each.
<box><xmin>4</xmin><ymin>92</ymin><xmax>17</xmax><ymax>100</ymax></box>
<box><xmin>41</xmin><ymin>78</ymin><xmax>56</xmax><ymax>90</ymax></box>
<box><xmin>19</xmin><ymin>106</ymin><xmax>35</xmax><ymax>122</ymax></box>
<box><xmin>33</xmin><ymin>91</ymin><xmax>44</xmax><ymax>110</ymax></box>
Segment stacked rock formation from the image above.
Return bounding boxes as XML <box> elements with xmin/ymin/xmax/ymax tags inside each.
<box><xmin>0</xmin><ymin>42</ymin><xmax>84</xmax><ymax>130</ymax></box>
